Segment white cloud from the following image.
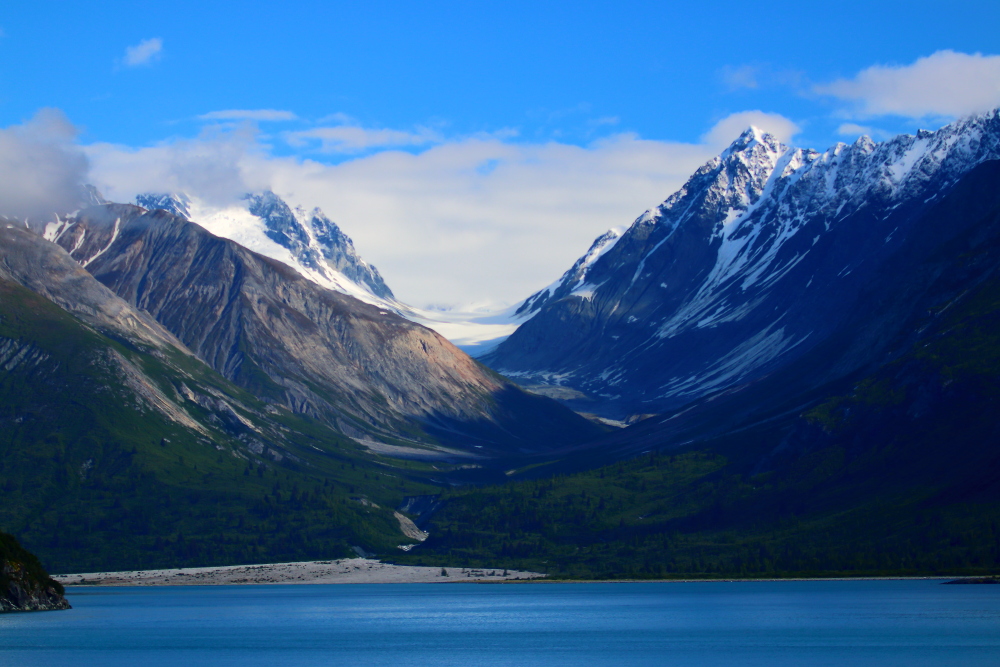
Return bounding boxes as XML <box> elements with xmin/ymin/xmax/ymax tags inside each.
<box><xmin>721</xmin><ymin>64</ymin><xmax>760</xmax><ymax>90</ymax></box>
<box><xmin>702</xmin><ymin>110</ymin><xmax>801</xmax><ymax>148</ymax></box>
<box><xmin>0</xmin><ymin>109</ymin><xmax>88</xmax><ymax>220</ymax></box>
<box><xmin>85</xmin><ymin>110</ymin><xmax>795</xmax><ymax>308</ymax></box>
<box><xmin>123</xmin><ymin>38</ymin><xmax>163</xmax><ymax>67</ymax></box>
<box><xmin>199</xmin><ymin>109</ymin><xmax>298</xmax><ymax>122</ymax></box>
<box><xmin>719</xmin><ymin>64</ymin><xmax>803</xmax><ymax>92</ymax></box>
<box><xmin>86</xmin><ymin>125</ymin><xmax>268</xmax><ymax>207</ymax></box>
<box><xmin>837</xmin><ymin>123</ymin><xmax>874</xmax><ymax>138</ymax></box>
<box><xmin>285</xmin><ymin>124</ymin><xmax>443</xmax><ymax>153</ymax></box>
<box><xmin>814</xmin><ymin>50</ymin><xmax>1000</xmax><ymax>119</ymax></box>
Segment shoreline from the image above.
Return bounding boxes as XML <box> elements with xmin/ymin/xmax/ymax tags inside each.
<box><xmin>525</xmin><ymin>575</ymin><xmax>963</xmax><ymax>584</ymax></box>
<box><xmin>52</xmin><ymin>559</ymin><xmax>981</xmax><ymax>587</ymax></box>
<box><xmin>53</xmin><ymin>558</ymin><xmax>544</xmax><ymax>586</ymax></box>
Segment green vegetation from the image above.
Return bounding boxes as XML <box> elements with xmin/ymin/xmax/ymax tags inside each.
<box><xmin>0</xmin><ymin>279</ymin><xmax>439</xmax><ymax>573</ymax></box>
<box><xmin>0</xmin><ymin>530</ymin><xmax>64</xmax><ymax>598</ymax></box>
<box><xmin>397</xmin><ymin>279</ymin><xmax>1000</xmax><ymax>579</ymax></box>
<box><xmin>4</xmin><ymin>271</ymin><xmax>1000</xmax><ymax>581</ymax></box>
<box><xmin>398</xmin><ymin>448</ymin><xmax>1000</xmax><ymax>579</ymax></box>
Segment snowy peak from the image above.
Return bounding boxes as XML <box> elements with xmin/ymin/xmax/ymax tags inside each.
<box><xmin>135</xmin><ymin>190</ymin><xmax>393</xmax><ymax>301</ymax></box>
<box><xmin>136</xmin><ymin>193</ymin><xmax>191</xmax><ymax>219</ymax></box>
<box><xmin>486</xmin><ymin>107</ymin><xmax>1000</xmax><ymax>416</ymax></box>
<box><xmin>515</xmin><ymin>226</ymin><xmax>625</xmax><ymax>318</ymax></box>
<box><xmin>720</xmin><ymin>125</ymin><xmax>786</xmax><ymax>161</ymax></box>
<box><xmin>244</xmin><ymin>190</ymin><xmax>394</xmax><ymax>299</ymax></box>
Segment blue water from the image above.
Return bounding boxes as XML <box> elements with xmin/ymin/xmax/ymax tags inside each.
<box><xmin>2</xmin><ymin>581</ymin><xmax>999</xmax><ymax>666</ymax></box>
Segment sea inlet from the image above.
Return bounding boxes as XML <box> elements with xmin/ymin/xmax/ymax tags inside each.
<box><xmin>2</xmin><ymin>580</ymin><xmax>999</xmax><ymax>665</ymax></box>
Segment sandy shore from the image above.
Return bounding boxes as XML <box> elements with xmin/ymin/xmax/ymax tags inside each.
<box><xmin>53</xmin><ymin>558</ymin><xmax>544</xmax><ymax>586</ymax></box>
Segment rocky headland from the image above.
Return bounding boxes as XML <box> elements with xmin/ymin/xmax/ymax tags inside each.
<box><xmin>0</xmin><ymin>531</ymin><xmax>70</xmax><ymax>612</ymax></box>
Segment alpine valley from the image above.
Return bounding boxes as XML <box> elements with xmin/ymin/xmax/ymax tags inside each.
<box><xmin>2</xmin><ymin>110</ymin><xmax>999</xmax><ymax>588</ymax></box>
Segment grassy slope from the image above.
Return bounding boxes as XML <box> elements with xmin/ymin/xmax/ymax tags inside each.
<box><xmin>396</xmin><ymin>277</ymin><xmax>1000</xmax><ymax>579</ymax></box>
<box><xmin>0</xmin><ymin>278</ymin><xmax>441</xmax><ymax>573</ymax></box>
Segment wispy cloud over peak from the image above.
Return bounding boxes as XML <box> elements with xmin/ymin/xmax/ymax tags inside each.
<box><xmin>721</xmin><ymin>64</ymin><xmax>761</xmax><ymax>90</ymax></box>
<box><xmin>719</xmin><ymin>64</ymin><xmax>803</xmax><ymax>92</ymax></box>
<box><xmin>285</xmin><ymin>124</ymin><xmax>442</xmax><ymax>153</ymax></box>
<box><xmin>815</xmin><ymin>50</ymin><xmax>1000</xmax><ymax>119</ymax></box>
<box><xmin>702</xmin><ymin>110</ymin><xmax>801</xmax><ymax>149</ymax></box>
<box><xmin>123</xmin><ymin>38</ymin><xmax>163</xmax><ymax>68</ymax></box>
<box><xmin>199</xmin><ymin>109</ymin><xmax>298</xmax><ymax>122</ymax></box>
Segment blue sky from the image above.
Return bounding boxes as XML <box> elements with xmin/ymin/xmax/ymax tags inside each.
<box><xmin>2</xmin><ymin>0</ymin><xmax>1000</xmax><ymax>306</ymax></box>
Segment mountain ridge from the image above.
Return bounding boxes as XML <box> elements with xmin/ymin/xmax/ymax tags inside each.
<box><xmin>485</xmin><ymin>109</ymin><xmax>1000</xmax><ymax>418</ymax></box>
<box><xmin>41</xmin><ymin>203</ymin><xmax>600</xmax><ymax>454</ymax></box>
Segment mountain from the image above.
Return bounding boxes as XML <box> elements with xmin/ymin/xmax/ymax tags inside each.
<box><xmin>133</xmin><ymin>191</ymin><xmax>524</xmax><ymax>354</ymax></box>
<box><xmin>42</xmin><ymin>203</ymin><xmax>599</xmax><ymax>455</ymax></box>
<box><xmin>484</xmin><ymin>110</ymin><xmax>1000</xmax><ymax>420</ymax></box>
<box><xmin>1</xmin><ymin>221</ymin><xmax>459</xmax><ymax>571</ymax></box>
<box><xmin>398</xmin><ymin>160</ymin><xmax>1000</xmax><ymax>579</ymax></box>
<box><xmin>136</xmin><ymin>191</ymin><xmax>393</xmax><ymax>301</ymax></box>
<box><xmin>1</xmin><ymin>531</ymin><xmax>69</xmax><ymax>612</ymax></box>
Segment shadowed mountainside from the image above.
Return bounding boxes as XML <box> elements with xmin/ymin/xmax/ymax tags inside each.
<box><xmin>486</xmin><ymin>113</ymin><xmax>1000</xmax><ymax>420</ymax></box>
<box><xmin>47</xmin><ymin>204</ymin><xmax>600</xmax><ymax>455</ymax></box>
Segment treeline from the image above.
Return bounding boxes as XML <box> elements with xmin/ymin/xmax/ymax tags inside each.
<box><xmin>397</xmin><ymin>450</ymin><xmax>1000</xmax><ymax>579</ymax></box>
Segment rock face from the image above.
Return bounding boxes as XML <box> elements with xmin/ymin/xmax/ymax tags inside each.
<box><xmin>45</xmin><ymin>205</ymin><xmax>599</xmax><ymax>452</ymax></box>
<box><xmin>486</xmin><ymin>110</ymin><xmax>1000</xmax><ymax>418</ymax></box>
<box><xmin>137</xmin><ymin>191</ymin><xmax>393</xmax><ymax>302</ymax></box>
<box><xmin>244</xmin><ymin>191</ymin><xmax>393</xmax><ymax>299</ymax></box>
<box><xmin>1</xmin><ymin>222</ymin><xmax>187</xmax><ymax>353</ymax></box>
<box><xmin>553</xmin><ymin>159</ymin><xmax>1000</xmax><ymax>462</ymax></box>
<box><xmin>0</xmin><ymin>531</ymin><xmax>69</xmax><ymax>613</ymax></box>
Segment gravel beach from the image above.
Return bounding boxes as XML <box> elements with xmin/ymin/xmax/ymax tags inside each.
<box><xmin>54</xmin><ymin>559</ymin><xmax>544</xmax><ymax>586</ymax></box>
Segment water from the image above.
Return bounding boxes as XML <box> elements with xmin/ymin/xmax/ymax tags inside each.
<box><xmin>2</xmin><ymin>580</ymin><xmax>999</xmax><ymax>666</ymax></box>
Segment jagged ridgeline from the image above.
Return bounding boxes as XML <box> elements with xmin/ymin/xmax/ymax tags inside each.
<box><xmin>401</xmin><ymin>160</ymin><xmax>1000</xmax><ymax>579</ymax></box>
<box><xmin>396</xmin><ymin>120</ymin><xmax>1000</xmax><ymax>578</ymax></box>
<box><xmin>41</xmin><ymin>204</ymin><xmax>598</xmax><ymax>453</ymax></box>
<box><xmin>0</xmin><ymin>212</ymin><xmax>599</xmax><ymax>573</ymax></box>
<box><xmin>487</xmin><ymin>110</ymin><xmax>1000</xmax><ymax>420</ymax></box>
<box><xmin>134</xmin><ymin>191</ymin><xmax>395</xmax><ymax>301</ymax></box>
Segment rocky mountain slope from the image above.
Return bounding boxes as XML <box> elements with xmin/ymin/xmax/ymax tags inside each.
<box><xmin>2</xmin><ymin>196</ymin><xmax>599</xmax><ymax>573</ymax></box>
<box><xmin>1</xmin><ymin>531</ymin><xmax>68</xmax><ymax>612</ymax></box>
<box><xmin>0</xmin><ymin>223</ymin><xmax>459</xmax><ymax>570</ymax></box>
<box><xmin>136</xmin><ymin>191</ymin><xmax>393</xmax><ymax>302</ymax></box>
<box><xmin>401</xmin><ymin>161</ymin><xmax>1000</xmax><ymax>579</ymax></box>
<box><xmin>485</xmin><ymin>110</ymin><xmax>1000</xmax><ymax>419</ymax></box>
<box><xmin>41</xmin><ymin>204</ymin><xmax>598</xmax><ymax>454</ymax></box>
<box><xmin>521</xmin><ymin>159</ymin><xmax>1000</xmax><ymax>465</ymax></box>
<box><xmin>134</xmin><ymin>191</ymin><xmax>527</xmax><ymax>354</ymax></box>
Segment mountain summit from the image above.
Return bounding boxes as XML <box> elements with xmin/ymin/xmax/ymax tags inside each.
<box><xmin>485</xmin><ymin>110</ymin><xmax>1000</xmax><ymax>418</ymax></box>
<box><xmin>136</xmin><ymin>190</ymin><xmax>393</xmax><ymax>303</ymax></box>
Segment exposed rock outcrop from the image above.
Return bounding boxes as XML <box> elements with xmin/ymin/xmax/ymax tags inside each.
<box><xmin>0</xmin><ymin>531</ymin><xmax>70</xmax><ymax>613</ymax></box>
<box><xmin>45</xmin><ymin>204</ymin><xmax>599</xmax><ymax>453</ymax></box>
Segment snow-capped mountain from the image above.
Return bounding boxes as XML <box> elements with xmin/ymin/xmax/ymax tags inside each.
<box><xmin>134</xmin><ymin>190</ymin><xmax>522</xmax><ymax>353</ymax></box>
<box><xmin>484</xmin><ymin>109</ymin><xmax>1000</xmax><ymax>418</ymax></box>
<box><xmin>136</xmin><ymin>190</ymin><xmax>393</xmax><ymax>302</ymax></box>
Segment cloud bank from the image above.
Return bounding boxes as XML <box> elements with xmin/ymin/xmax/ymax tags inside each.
<box><xmin>285</xmin><ymin>124</ymin><xmax>443</xmax><ymax>153</ymax></box>
<box><xmin>0</xmin><ymin>109</ymin><xmax>88</xmax><ymax>220</ymax></box>
<box><xmin>815</xmin><ymin>50</ymin><xmax>1000</xmax><ymax>119</ymax></box>
<box><xmin>85</xmin><ymin>110</ymin><xmax>796</xmax><ymax>308</ymax></box>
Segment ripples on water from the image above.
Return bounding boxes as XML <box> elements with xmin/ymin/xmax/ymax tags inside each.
<box><xmin>2</xmin><ymin>580</ymin><xmax>999</xmax><ymax>666</ymax></box>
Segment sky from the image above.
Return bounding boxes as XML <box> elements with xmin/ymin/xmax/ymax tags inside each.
<box><xmin>2</xmin><ymin>0</ymin><xmax>1000</xmax><ymax>308</ymax></box>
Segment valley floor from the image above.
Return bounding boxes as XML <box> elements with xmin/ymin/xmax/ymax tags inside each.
<box><xmin>52</xmin><ymin>559</ymin><xmax>544</xmax><ymax>586</ymax></box>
